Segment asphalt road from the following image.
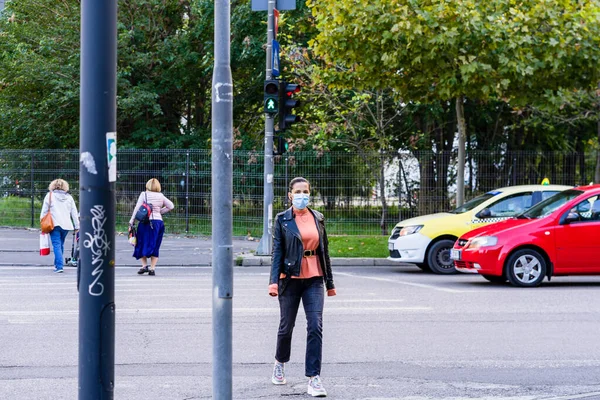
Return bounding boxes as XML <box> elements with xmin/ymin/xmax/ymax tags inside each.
<box><xmin>3</xmin><ymin>261</ymin><xmax>600</xmax><ymax>399</ymax></box>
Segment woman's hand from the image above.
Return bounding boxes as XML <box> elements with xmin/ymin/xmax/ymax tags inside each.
<box><xmin>268</xmin><ymin>283</ymin><xmax>278</xmax><ymax>297</ymax></box>
<box><xmin>327</xmin><ymin>289</ymin><xmax>336</xmax><ymax>297</ymax></box>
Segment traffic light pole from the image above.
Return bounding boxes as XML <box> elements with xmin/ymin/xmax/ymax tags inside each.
<box><xmin>256</xmin><ymin>0</ymin><xmax>276</xmax><ymax>256</ymax></box>
<box><xmin>78</xmin><ymin>0</ymin><xmax>117</xmax><ymax>396</ymax></box>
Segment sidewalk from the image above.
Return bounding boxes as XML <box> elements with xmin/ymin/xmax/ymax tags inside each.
<box><xmin>0</xmin><ymin>227</ymin><xmax>403</xmax><ymax>267</ymax></box>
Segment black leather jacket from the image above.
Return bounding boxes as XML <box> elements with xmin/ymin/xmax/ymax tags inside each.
<box><xmin>270</xmin><ymin>207</ymin><xmax>335</xmax><ymax>295</ymax></box>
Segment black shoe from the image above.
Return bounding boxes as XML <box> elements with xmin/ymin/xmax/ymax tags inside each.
<box><xmin>137</xmin><ymin>266</ymin><xmax>149</xmax><ymax>275</ymax></box>
<box><xmin>148</xmin><ymin>270</ymin><xmax>156</xmax><ymax>276</ymax></box>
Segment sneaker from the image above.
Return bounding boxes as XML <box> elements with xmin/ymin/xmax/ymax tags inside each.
<box><xmin>307</xmin><ymin>375</ymin><xmax>327</xmax><ymax>397</ymax></box>
<box><xmin>137</xmin><ymin>266</ymin><xmax>149</xmax><ymax>275</ymax></box>
<box><xmin>271</xmin><ymin>362</ymin><xmax>286</xmax><ymax>385</ymax></box>
<box><xmin>53</xmin><ymin>267</ymin><xmax>64</xmax><ymax>273</ymax></box>
<box><xmin>148</xmin><ymin>270</ymin><xmax>156</xmax><ymax>276</ymax></box>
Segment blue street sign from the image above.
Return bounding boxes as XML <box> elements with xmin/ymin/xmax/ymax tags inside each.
<box><xmin>272</xmin><ymin>40</ymin><xmax>280</xmax><ymax>77</ymax></box>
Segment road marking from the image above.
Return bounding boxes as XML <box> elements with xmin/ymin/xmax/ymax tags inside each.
<box><xmin>364</xmin><ymin>396</ymin><xmax>600</xmax><ymax>400</ymax></box>
<box><xmin>544</xmin><ymin>393</ymin><xmax>600</xmax><ymax>399</ymax></box>
<box><xmin>335</xmin><ymin>272</ymin><xmax>470</xmax><ymax>293</ymax></box>
<box><xmin>328</xmin><ymin>299</ymin><xmax>405</xmax><ymax>303</ymax></box>
<box><xmin>0</xmin><ymin>306</ymin><xmax>431</xmax><ymax>317</ymax></box>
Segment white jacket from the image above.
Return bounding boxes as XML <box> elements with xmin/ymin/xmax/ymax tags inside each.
<box><xmin>40</xmin><ymin>190</ymin><xmax>79</xmax><ymax>231</ymax></box>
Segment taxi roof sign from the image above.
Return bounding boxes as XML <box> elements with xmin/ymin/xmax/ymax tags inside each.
<box><xmin>541</xmin><ymin>178</ymin><xmax>550</xmax><ymax>185</ymax></box>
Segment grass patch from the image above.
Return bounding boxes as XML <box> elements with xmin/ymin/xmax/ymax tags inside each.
<box><xmin>328</xmin><ymin>235</ymin><xmax>388</xmax><ymax>258</ymax></box>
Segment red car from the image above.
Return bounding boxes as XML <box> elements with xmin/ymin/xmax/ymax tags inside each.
<box><xmin>451</xmin><ymin>185</ymin><xmax>600</xmax><ymax>287</ymax></box>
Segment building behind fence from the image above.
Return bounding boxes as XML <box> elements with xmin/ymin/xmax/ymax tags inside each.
<box><xmin>0</xmin><ymin>149</ymin><xmax>595</xmax><ymax>236</ymax></box>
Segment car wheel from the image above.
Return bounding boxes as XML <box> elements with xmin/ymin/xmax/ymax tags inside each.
<box><xmin>505</xmin><ymin>249</ymin><xmax>546</xmax><ymax>287</ymax></box>
<box><xmin>415</xmin><ymin>263</ymin><xmax>431</xmax><ymax>272</ymax></box>
<box><xmin>481</xmin><ymin>274</ymin><xmax>506</xmax><ymax>284</ymax></box>
<box><xmin>426</xmin><ymin>239</ymin><xmax>457</xmax><ymax>274</ymax></box>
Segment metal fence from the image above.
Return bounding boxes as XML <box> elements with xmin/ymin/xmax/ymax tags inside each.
<box><xmin>0</xmin><ymin>149</ymin><xmax>595</xmax><ymax>236</ymax></box>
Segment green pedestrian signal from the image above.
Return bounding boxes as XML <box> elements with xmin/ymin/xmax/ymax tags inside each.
<box><xmin>265</xmin><ymin>97</ymin><xmax>277</xmax><ymax>112</ymax></box>
<box><xmin>264</xmin><ymin>80</ymin><xmax>279</xmax><ymax>114</ymax></box>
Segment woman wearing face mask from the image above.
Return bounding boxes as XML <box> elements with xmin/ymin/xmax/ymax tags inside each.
<box><xmin>268</xmin><ymin>177</ymin><xmax>336</xmax><ymax>398</ymax></box>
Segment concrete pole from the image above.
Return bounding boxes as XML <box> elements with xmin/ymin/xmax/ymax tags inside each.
<box><xmin>212</xmin><ymin>0</ymin><xmax>234</xmax><ymax>397</ymax></box>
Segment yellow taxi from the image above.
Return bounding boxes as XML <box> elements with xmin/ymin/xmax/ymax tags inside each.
<box><xmin>387</xmin><ymin>184</ymin><xmax>572</xmax><ymax>274</ymax></box>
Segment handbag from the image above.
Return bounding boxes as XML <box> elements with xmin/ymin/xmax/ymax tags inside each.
<box><xmin>40</xmin><ymin>192</ymin><xmax>54</xmax><ymax>233</ymax></box>
<box><xmin>40</xmin><ymin>233</ymin><xmax>51</xmax><ymax>256</ymax></box>
<box><xmin>128</xmin><ymin>225</ymin><xmax>137</xmax><ymax>246</ymax></box>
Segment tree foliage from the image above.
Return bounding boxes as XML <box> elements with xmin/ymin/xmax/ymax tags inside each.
<box><xmin>308</xmin><ymin>0</ymin><xmax>600</xmax><ymax>201</ymax></box>
<box><xmin>0</xmin><ymin>0</ymin><xmax>269</xmax><ymax>149</ymax></box>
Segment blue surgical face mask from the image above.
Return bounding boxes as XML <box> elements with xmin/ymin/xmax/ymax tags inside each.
<box><xmin>292</xmin><ymin>193</ymin><xmax>310</xmax><ymax>210</ymax></box>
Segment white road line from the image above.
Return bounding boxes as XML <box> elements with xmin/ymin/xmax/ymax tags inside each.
<box><xmin>544</xmin><ymin>392</ymin><xmax>600</xmax><ymax>400</ymax></box>
<box><xmin>327</xmin><ymin>299</ymin><xmax>405</xmax><ymax>303</ymax></box>
<box><xmin>335</xmin><ymin>271</ymin><xmax>469</xmax><ymax>293</ymax></box>
<box><xmin>0</xmin><ymin>306</ymin><xmax>431</xmax><ymax>317</ymax></box>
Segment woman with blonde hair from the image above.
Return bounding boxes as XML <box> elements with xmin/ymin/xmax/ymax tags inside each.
<box><xmin>40</xmin><ymin>179</ymin><xmax>79</xmax><ymax>273</ymax></box>
<box><xmin>129</xmin><ymin>178</ymin><xmax>174</xmax><ymax>276</ymax></box>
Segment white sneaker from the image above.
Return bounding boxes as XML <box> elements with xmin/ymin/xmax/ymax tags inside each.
<box><xmin>271</xmin><ymin>361</ymin><xmax>286</xmax><ymax>385</ymax></box>
<box><xmin>307</xmin><ymin>375</ymin><xmax>327</xmax><ymax>397</ymax></box>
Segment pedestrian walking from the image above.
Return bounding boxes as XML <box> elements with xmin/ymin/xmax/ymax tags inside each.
<box><xmin>268</xmin><ymin>177</ymin><xmax>336</xmax><ymax>398</ymax></box>
<box><xmin>40</xmin><ymin>179</ymin><xmax>79</xmax><ymax>273</ymax></box>
<box><xmin>129</xmin><ymin>178</ymin><xmax>174</xmax><ymax>276</ymax></box>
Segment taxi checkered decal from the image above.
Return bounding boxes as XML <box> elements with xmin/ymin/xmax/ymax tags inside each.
<box><xmin>471</xmin><ymin>217</ymin><xmax>509</xmax><ymax>224</ymax></box>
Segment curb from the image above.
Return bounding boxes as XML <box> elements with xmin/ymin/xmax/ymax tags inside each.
<box><xmin>240</xmin><ymin>256</ymin><xmax>409</xmax><ymax>267</ymax></box>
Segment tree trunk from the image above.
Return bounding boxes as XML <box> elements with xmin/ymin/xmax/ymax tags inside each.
<box><xmin>455</xmin><ymin>96</ymin><xmax>467</xmax><ymax>207</ymax></box>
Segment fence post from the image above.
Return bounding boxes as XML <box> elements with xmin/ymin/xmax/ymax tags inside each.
<box><xmin>30</xmin><ymin>152</ymin><xmax>34</xmax><ymax>228</ymax></box>
<box><xmin>397</xmin><ymin>154</ymin><xmax>401</xmax><ymax>222</ymax></box>
<box><xmin>185</xmin><ymin>152</ymin><xmax>190</xmax><ymax>233</ymax></box>
<box><xmin>284</xmin><ymin>154</ymin><xmax>289</xmax><ymax>208</ymax></box>
<box><xmin>512</xmin><ymin>155</ymin><xmax>517</xmax><ymax>185</ymax></box>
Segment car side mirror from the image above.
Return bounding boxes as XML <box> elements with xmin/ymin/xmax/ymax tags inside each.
<box><xmin>564</xmin><ymin>212</ymin><xmax>580</xmax><ymax>224</ymax></box>
<box><xmin>476</xmin><ymin>208</ymin><xmax>492</xmax><ymax>219</ymax></box>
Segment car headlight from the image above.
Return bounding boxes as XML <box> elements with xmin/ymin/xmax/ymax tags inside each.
<box><xmin>467</xmin><ymin>236</ymin><xmax>498</xmax><ymax>249</ymax></box>
<box><xmin>399</xmin><ymin>225</ymin><xmax>423</xmax><ymax>237</ymax></box>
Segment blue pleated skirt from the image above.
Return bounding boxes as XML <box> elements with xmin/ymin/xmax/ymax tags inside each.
<box><xmin>133</xmin><ymin>220</ymin><xmax>165</xmax><ymax>259</ymax></box>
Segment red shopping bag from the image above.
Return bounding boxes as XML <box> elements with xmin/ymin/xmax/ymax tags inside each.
<box><xmin>40</xmin><ymin>233</ymin><xmax>50</xmax><ymax>256</ymax></box>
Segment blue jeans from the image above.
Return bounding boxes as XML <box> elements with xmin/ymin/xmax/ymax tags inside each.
<box><xmin>276</xmin><ymin>277</ymin><xmax>325</xmax><ymax>377</ymax></box>
<box><xmin>49</xmin><ymin>226</ymin><xmax>69</xmax><ymax>269</ymax></box>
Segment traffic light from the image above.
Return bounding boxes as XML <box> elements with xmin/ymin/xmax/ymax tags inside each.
<box><xmin>276</xmin><ymin>135</ymin><xmax>288</xmax><ymax>154</ymax></box>
<box><xmin>278</xmin><ymin>81</ymin><xmax>301</xmax><ymax>131</ymax></box>
<box><xmin>264</xmin><ymin>80</ymin><xmax>279</xmax><ymax>114</ymax></box>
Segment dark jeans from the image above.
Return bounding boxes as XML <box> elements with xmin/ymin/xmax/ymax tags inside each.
<box><xmin>275</xmin><ymin>277</ymin><xmax>324</xmax><ymax>377</ymax></box>
<box><xmin>49</xmin><ymin>226</ymin><xmax>69</xmax><ymax>268</ymax></box>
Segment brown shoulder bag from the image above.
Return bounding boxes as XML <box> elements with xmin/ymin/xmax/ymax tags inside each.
<box><xmin>40</xmin><ymin>192</ymin><xmax>54</xmax><ymax>233</ymax></box>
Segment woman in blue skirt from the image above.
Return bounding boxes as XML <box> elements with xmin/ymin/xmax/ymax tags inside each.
<box><xmin>129</xmin><ymin>178</ymin><xmax>174</xmax><ymax>276</ymax></box>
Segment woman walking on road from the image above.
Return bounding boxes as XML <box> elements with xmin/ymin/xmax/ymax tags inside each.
<box><xmin>129</xmin><ymin>178</ymin><xmax>174</xmax><ymax>276</ymax></box>
<box><xmin>268</xmin><ymin>177</ymin><xmax>336</xmax><ymax>398</ymax></box>
<box><xmin>40</xmin><ymin>179</ymin><xmax>79</xmax><ymax>273</ymax></box>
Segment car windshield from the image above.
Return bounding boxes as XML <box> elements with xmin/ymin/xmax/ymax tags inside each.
<box><xmin>449</xmin><ymin>193</ymin><xmax>496</xmax><ymax>214</ymax></box>
<box><xmin>518</xmin><ymin>189</ymin><xmax>583</xmax><ymax>219</ymax></box>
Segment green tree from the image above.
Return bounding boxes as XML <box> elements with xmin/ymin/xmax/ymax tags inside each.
<box><xmin>309</xmin><ymin>0</ymin><xmax>600</xmax><ymax>205</ymax></box>
<box><xmin>0</xmin><ymin>0</ymin><xmax>270</xmax><ymax>149</ymax></box>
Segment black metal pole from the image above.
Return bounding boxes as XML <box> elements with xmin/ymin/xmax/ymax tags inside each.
<box><xmin>78</xmin><ymin>0</ymin><xmax>117</xmax><ymax>396</ymax></box>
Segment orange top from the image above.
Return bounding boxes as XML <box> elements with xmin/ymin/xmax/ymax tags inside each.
<box><xmin>291</xmin><ymin>208</ymin><xmax>323</xmax><ymax>279</ymax></box>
